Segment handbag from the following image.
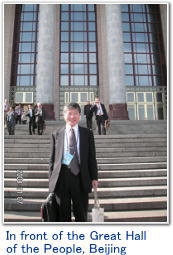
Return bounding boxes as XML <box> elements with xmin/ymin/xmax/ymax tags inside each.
<box><xmin>40</xmin><ymin>193</ymin><xmax>60</xmax><ymax>222</ymax></box>
<box><xmin>104</xmin><ymin>119</ymin><xmax>110</xmax><ymax>129</ymax></box>
<box><xmin>35</xmin><ymin>116</ymin><xmax>39</xmax><ymax>124</ymax></box>
<box><xmin>92</xmin><ymin>187</ymin><xmax>104</xmax><ymax>222</ymax></box>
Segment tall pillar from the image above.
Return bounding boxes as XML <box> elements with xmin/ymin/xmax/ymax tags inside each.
<box><xmin>36</xmin><ymin>5</ymin><xmax>56</xmax><ymax>120</ymax></box>
<box><xmin>105</xmin><ymin>5</ymin><xmax>128</xmax><ymax>120</ymax></box>
<box><xmin>4</xmin><ymin>5</ymin><xmax>15</xmax><ymax>101</ymax></box>
<box><xmin>160</xmin><ymin>4</ymin><xmax>167</xmax><ymax>65</ymax></box>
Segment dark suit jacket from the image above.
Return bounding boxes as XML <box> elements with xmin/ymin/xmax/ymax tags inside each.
<box><xmin>35</xmin><ymin>107</ymin><xmax>45</xmax><ymax>121</ymax></box>
<box><xmin>49</xmin><ymin>126</ymin><xmax>98</xmax><ymax>193</ymax></box>
<box><xmin>91</xmin><ymin>103</ymin><xmax>108</xmax><ymax>120</ymax></box>
<box><xmin>84</xmin><ymin>104</ymin><xmax>93</xmax><ymax>118</ymax></box>
<box><xmin>26</xmin><ymin>109</ymin><xmax>35</xmax><ymax>121</ymax></box>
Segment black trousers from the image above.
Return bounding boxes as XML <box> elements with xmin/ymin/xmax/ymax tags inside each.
<box><xmin>86</xmin><ymin>117</ymin><xmax>92</xmax><ymax>129</ymax></box>
<box><xmin>37</xmin><ymin>119</ymin><xmax>44</xmax><ymax>135</ymax></box>
<box><xmin>16</xmin><ymin>115</ymin><xmax>21</xmax><ymax>124</ymax></box>
<box><xmin>7</xmin><ymin>122</ymin><xmax>15</xmax><ymax>135</ymax></box>
<box><xmin>96</xmin><ymin>115</ymin><xmax>106</xmax><ymax>135</ymax></box>
<box><xmin>55</xmin><ymin>165</ymin><xmax>88</xmax><ymax>222</ymax></box>
<box><xmin>29</xmin><ymin>119</ymin><xmax>35</xmax><ymax>134</ymax></box>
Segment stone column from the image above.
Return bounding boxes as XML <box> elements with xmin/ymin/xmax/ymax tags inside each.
<box><xmin>105</xmin><ymin>4</ymin><xmax>128</xmax><ymax>120</ymax></box>
<box><xmin>160</xmin><ymin>4</ymin><xmax>167</xmax><ymax>65</ymax></box>
<box><xmin>96</xmin><ymin>5</ymin><xmax>109</xmax><ymax>109</ymax></box>
<box><xmin>4</xmin><ymin>5</ymin><xmax>15</xmax><ymax>101</ymax></box>
<box><xmin>36</xmin><ymin>5</ymin><xmax>56</xmax><ymax>120</ymax></box>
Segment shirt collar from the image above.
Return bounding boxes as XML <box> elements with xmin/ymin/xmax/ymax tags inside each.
<box><xmin>66</xmin><ymin>124</ymin><xmax>79</xmax><ymax>132</ymax></box>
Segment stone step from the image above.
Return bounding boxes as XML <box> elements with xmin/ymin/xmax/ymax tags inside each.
<box><xmin>99</xmin><ymin>169</ymin><xmax>167</xmax><ymax>178</ymax></box>
<box><xmin>4</xmin><ymin>135</ymin><xmax>167</xmax><ymax>141</ymax></box>
<box><xmin>5</xmin><ymin>120</ymin><xmax>167</xmax><ymax>135</ymax></box>
<box><xmin>5</xmin><ymin>144</ymin><xmax>51</xmax><ymax>148</ymax></box>
<box><xmin>4</xmin><ymin>135</ymin><xmax>167</xmax><ymax>142</ymax></box>
<box><xmin>99</xmin><ymin>177</ymin><xmax>167</xmax><ymax>187</ymax></box>
<box><xmin>4</xmin><ymin>197</ymin><xmax>167</xmax><ymax>212</ymax></box>
<box><xmin>4</xmin><ymin>156</ymin><xmax>167</xmax><ymax>165</ymax></box>
<box><xmin>95</xmin><ymin>138</ymin><xmax>167</xmax><ymax>143</ymax></box>
<box><xmin>89</xmin><ymin>197</ymin><xmax>167</xmax><ymax>212</ymax></box>
<box><xmin>4</xmin><ymin>150</ymin><xmax>167</xmax><ymax>158</ymax></box>
<box><xmin>4</xmin><ymin>162</ymin><xmax>166</xmax><ymax>171</ymax></box>
<box><xmin>4</xmin><ymin>186</ymin><xmax>167</xmax><ymax>199</ymax></box>
<box><xmin>4</xmin><ymin>138</ymin><xmax>167</xmax><ymax>146</ymax></box>
<box><xmin>95</xmin><ymin>136</ymin><xmax>167</xmax><ymax>140</ymax></box>
<box><xmin>4</xmin><ymin>209</ymin><xmax>167</xmax><ymax>222</ymax></box>
<box><xmin>4</xmin><ymin>169</ymin><xmax>167</xmax><ymax>179</ymax></box>
<box><xmin>4</xmin><ymin>211</ymin><xmax>42</xmax><ymax>222</ymax></box>
<box><xmin>4</xmin><ymin>145</ymin><xmax>167</xmax><ymax>154</ymax></box>
<box><xmin>4</xmin><ymin>141</ymin><xmax>167</xmax><ymax>149</ymax></box>
<box><xmin>96</xmin><ymin>142</ymin><xmax>166</xmax><ymax>147</ymax></box>
<box><xmin>10</xmin><ymin>129</ymin><xmax>166</xmax><ymax>135</ymax></box>
<box><xmin>4</xmin><ymin>177</ymin><xmax>167</xmax><ymax>188</ymax></box>
<box><xmin>97</xmin><ymin>157</ymin><xmax>167</xmax><ymax>164</ymax></box>
<box><xmin>4</xmin><ymin>133</ymin><xmax>167</xmax><ymax>139</ymax></box>
<box><xmin>4</xmin><ymin>164</ymin><xmax>49</xmax><ymax>170</ymax></box>
<box><xmin>4</xmin><ymin>135</ymin><xmax>50</xmax><ymax>140</ymax></box>
<box><xmin>97</xmin><ymin>152</ymin><xmax>167</xmax><ymax>157</ymax></box>
<box><xmin>5</xmin><ymin>148</ymin><xmax>52</xmax><ymax>153</ymax></box>
<box><xmin>98</xmin><ymin>162</ymin><xmax>167</xmax><ymax>170</ymax></box>
<box><xmin>5</xmin><ymin>140</ymin><xmax>50</xmax><ymax>144</ymax></box>
<box><xmin>5</xmin><ymin>170</ymin><xmax>49</xmax><ymax>178</ymax></box>
<box><xmin>99</xmin><ymin>147</ymin><xmax>166</xmax><ymax>152</ymax></box>
<box><xmin>4</xmin><ymin>162</ymin><xmax>166</xmax><ymax>170</ymax></box>
<box><xmin>4</xmin><ymin>158</ymin><xmax>49</xmax><ymax>164</ymax></box>
<box><xmin>88</xmin><ymin>210</ymin><xmax>167</xmax><ymax>222</ymax></box>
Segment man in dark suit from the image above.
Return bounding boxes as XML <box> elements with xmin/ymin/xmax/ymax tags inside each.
<box><xmin>84</xmin><ymin>101</ymin><xmax>93</xmax><ymax>129</ymax></box>
<box><xmin>35</xmin><ymin>103</ymin><xmax>45</xmax><ymax>135</ymax></box>
<box><xmin>6</xmin><ymin>106</ymin><xmax>16</xmax><ymax>135</ymax></box>
<box><xmin>91</xmin><ymin>97</ymin><xmax>108</xmax><ymax>135</ymax></box>
<box><xmin>26</xmin><ymin>104</ymin><xmax>36</xmax><ymax>135</ymax></box>
<box><xmin>49</xmin><ymin>103</ymin><xmax>98</xmax><ymax>222</ymax></box>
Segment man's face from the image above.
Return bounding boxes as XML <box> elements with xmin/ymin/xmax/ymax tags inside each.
<box><xmin>95</xmin><ymin>98</ymin><xmax>100</xmax><ymax>104</ymax></box>
<box><xmin>64</xmin><ymin>108</ymin><xmax>81</xmax><ymax>127</ymax></box>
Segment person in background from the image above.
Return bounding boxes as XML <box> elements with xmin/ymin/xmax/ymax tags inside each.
<box><xmin>49</xmin><ymin>103</ymin><xmax>98</xmax><ymax>222</ymax></box>
<box><xmin>21</xmin><ymin>108</ymin><xmax>27</xmax><ymax>124</ymax></box>
<box><xmin>91</xmin><ymin>97</ymin><xmax>108</xmax><ymax>135</ymax></box>
<box><xmin>4</xmin><ymin>98</ymin><xmax>9</xmax><ymax>128</ymax></box>
<box><xmin>6</xmin><ymin>106</ymin><xmax>16</xmax><ymax>135</ymax></box>
<box><xmin>15</xmin><ymin>103</ymin><xmax>22</xmax><ymax>124</ymax></box>
<box><xmin>26</xmin><ymin>104</ymin><xmax>36</xmax><ymax>135</ymax></box>
<box><xmin>35</xmin><ymin>103</ymin><xmax>45</xmax><ymax>135</ymax></box>
<box><xmin>84</xmin><ymin>101</ymin><xmax>93</xmax><ymax>130</ymax></box>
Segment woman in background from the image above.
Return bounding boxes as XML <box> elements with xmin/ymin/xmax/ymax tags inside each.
<box><xmin>6</xmin><ymin>106</ymin><xmax>16</xmax><ymax>135</ymax></box>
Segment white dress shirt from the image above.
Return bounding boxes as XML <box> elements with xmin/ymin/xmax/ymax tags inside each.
<box><xmin>96</xmin><ymin>103</ymin><xmax>103</xmax><ymax>116</ymax></box>
<box><xmin>29</xmin><ymin>109</ymin><xmax>32</xmax><ymax>117</ymax></box>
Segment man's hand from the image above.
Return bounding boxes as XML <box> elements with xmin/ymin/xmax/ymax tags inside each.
<box><xmin>92</xmin><ymin>180</ymin><xmax>98</xmax><ymax>189</ymax></box>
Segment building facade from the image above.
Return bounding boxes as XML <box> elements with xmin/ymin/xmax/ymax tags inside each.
<box><xmin>4</xmin><ymin>4</ymin><xmax>167</xmax><ymax>120</ymax></box>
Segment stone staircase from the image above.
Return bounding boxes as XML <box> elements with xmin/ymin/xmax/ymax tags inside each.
<box><xmin>4</xmin><ymin>122</ymin><xmax>167</xmax><ymax>222</ymax></box>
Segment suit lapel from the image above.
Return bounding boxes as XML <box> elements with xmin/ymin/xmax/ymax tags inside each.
<box><xmin>79</xmin><ymin>126</ymin><xmax>85</xmax><ymax>164</ymax></box>
<box><xmin>55</xmin><ymin>126</ymin><xmax>65</xmax><ymax>161</ymax></box>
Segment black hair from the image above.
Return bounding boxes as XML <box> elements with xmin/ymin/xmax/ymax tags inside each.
<box><xmin>63</xmin><ymin>102</ymin><xmax>81</xmax><ymax>114</ymax></box>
